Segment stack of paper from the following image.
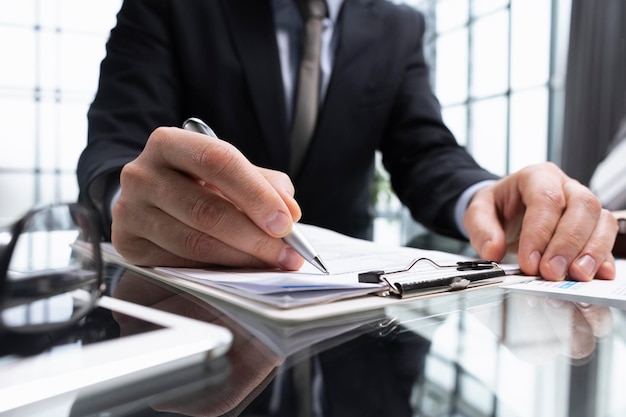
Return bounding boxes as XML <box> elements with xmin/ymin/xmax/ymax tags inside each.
<box><xmin>153</xmin><ymin>225</ymin><xmax>467</xmax><ymax>308</ymax></box>
<box><xmin>99</xmin><ymin>225</ymin><xmax>473</xmax><ymax>310</ymax></box>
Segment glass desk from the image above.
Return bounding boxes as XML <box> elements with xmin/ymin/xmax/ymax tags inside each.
<box><xmin>2</xmin><ymin>263</ymin><xmax>626</xmax><ymax>417</ymax></box>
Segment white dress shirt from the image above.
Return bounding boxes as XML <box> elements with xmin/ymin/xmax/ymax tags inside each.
<box><xmin>272</xmin><ymin>0</ymin><xmax>344</xmax><ymax>125</ymax></box>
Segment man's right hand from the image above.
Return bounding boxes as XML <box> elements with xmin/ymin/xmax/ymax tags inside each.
<box><xmin>111</xmin><ymin>126</ymin><xmax>304</xmax><ymax>270</ymax></box>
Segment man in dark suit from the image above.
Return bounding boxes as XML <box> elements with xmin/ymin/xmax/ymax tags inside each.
<box><xmin>77</xmin><ymin>0</ymin><xmax>617</xmax><ymax>282</ymax></box>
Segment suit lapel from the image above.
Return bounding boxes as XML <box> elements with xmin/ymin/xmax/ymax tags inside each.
<box><xmin>221</xmin><ymin>0</ymin><xmax>290</xmax><ymax>170</ymax></box>
<box><xmin>220</xmin><ymin>0</ymin><xmax>381</xmax><ymax>175</ymax></box>
<box><xmin>308</xmin><ymin>0</ymin><xmax>380</xmax><ymax>163</ymax></box>
<box><xmin>331</xmin><ymin>0</ymin><xmax>379</xmax><ymax>81</ymax></box>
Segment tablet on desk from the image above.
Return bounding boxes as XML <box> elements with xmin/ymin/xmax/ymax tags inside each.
<box><xmin>0</xmin><ymin>294</ymin><xmax>233</xmax><ymax>415</ymax></box>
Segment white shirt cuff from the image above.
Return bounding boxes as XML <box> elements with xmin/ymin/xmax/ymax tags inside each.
<box><xmin>109</xmin><ymin>185</ymin><xmax>121</xmax><ymax>219</ymax></box>
<box><xmin>454</xmin><ymin>180</ymin><xmax>497</xmax><ymax>238</ymax></box>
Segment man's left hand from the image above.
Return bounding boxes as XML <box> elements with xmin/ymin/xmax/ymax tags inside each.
<box><xmin>464</xmin><ymin>162</ymin><xmax>618</xmax><ymax>281</ymax></box>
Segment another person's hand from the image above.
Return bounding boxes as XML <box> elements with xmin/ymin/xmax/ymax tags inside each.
<box><xmin>111</xmin><ymin>127</ymin><xmax>304</xmax><ymax>270</ymax></box>
<box><xmin>464</xmin><ymin>162</ymin><xmax>618</xmax><ymax>281</ymax></box>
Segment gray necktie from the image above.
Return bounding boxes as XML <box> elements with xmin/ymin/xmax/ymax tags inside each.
<box><xmin>290</xmin><ymin>0</ymin><xmax>328</xmax><ymax>176</ymax></box>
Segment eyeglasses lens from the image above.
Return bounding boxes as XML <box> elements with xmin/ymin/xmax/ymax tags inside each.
<box><xmin>1</xmin><ymin>204</ymin><xmax>102</xmax><ymax>333</ymax></box>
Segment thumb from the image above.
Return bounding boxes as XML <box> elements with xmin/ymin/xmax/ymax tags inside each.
<box><xmin>463</xmin><ymin>188</ymin><xmax>507</xmax><ymax>262</ymax></box>
<box><xmin>259</xmin><ymin>168</ymin><xmax>302</xmax><ymax>222</ymax></box>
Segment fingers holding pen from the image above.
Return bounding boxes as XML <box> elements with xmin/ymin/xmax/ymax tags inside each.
<box><xmin>112</xmin><ymin>198</ymin><xmax>302</xmax><ymax>270</ymax></box>
<box><xmin>149</xmin><ymin>127</ymin><xmax>299</xmax><ymax>237</ymax></box>
<box><xmin>113</xmin><ymin>127</ymin><xmax>304</xmax><ymax>269</ymax></box>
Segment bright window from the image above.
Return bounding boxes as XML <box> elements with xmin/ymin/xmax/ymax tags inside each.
<box><xmin>373</xmin><ymin>0</ymin><xmax>569</xmax><ymax>244</ymax></box>
<box><xmin>0</xmin><ymin>0</ymin><xmax>122</xmax><ymax>225</ymax></box>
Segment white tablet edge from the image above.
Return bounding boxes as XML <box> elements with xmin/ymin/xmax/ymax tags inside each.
<box><xmin>0</xmin><ymin>295</ymin><xmax>233</xmax><ymax>413</ymax></box>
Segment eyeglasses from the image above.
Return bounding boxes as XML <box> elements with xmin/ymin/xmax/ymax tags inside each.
<box><xmin>0</xmin><ymin>203</ymin><xmax>104</xmax><ymax>334</ymax></box>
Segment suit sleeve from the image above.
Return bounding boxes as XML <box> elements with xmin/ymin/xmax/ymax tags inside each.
<box><xmin>76</xmin><ymin>0</ymin><xmax>183</xmax><ymax>239</ymax></box>
<box><xmin>379</xmin><ymin>8</ymin><xmax>499</xmax><ymax>238</ymax></box>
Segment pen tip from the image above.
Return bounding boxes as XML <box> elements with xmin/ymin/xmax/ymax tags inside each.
<box><xmin>312</xmin><ymin>256</ymin><xmax>330</xmax><ymax>275</ymax></box>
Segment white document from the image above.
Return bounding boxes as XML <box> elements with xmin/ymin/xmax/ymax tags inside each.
<box><xmin>502</xmin><ymin>260</ymin><xmax>626</xmax><ymax>308</ymax></box>
<box><xmin>154</xmin><ymin>224</ymin><xmax>471</xmax><ymax>308</ymax></box>
<box><xmin>211</xmin><ymin>300</ymin><xmax>389</xmax><ymax>357</ymax></box>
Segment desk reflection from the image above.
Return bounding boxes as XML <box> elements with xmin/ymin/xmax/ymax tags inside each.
<box><xmin>111</xmin><ymin>270</ymin><xmax>429</xmax><ymax>417</ymax></box>
<box><xmin>498</xmin><ymin>294</ymin><xmax>613</xmax><ymax>364</ymax></box>
<box><xmin>106</xmin><ymin>268</ymin><xmax>624</xmax><ymax>417</ymax></box>
<box><xmin>112</xmin><ymin>270</ymin><xmax>282</xmax><ymax>416</ymax></box>
<box><xmin>396</xmin><ymin>289</ymin><xmax>620</xmax><ymax>417</ymax></box>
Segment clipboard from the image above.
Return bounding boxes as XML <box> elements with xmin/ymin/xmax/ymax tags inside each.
<box><xmin>359</xmin><ymin>258</ymin><xmax>513</xmax><ymax>298</ymax></box>
<box><xmin>87</xmin><ymin>246</ymin><xmax>521</xmax><ymax>323</ymax></box>
<box><xmin>72</xmin><ymin>224</ymin><xmax>523</xmax><ymax>322</ymax></box>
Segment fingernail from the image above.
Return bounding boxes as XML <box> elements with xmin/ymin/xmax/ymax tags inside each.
<box><xmin>480</xmin><ymin>240</ymin><xmax>492</xmax><ymax>257</ymax></box>
<box><xmin>547</xmin><ymin>255</ymin><xmax>568</xmax><ymax>280</ymax></box>
<box><xmin>529</xmin><ymin>251</ymin><xmax>541</xmax><ymax>270</ymax></box>
<box><xmin>576</xmin><ymin>255</ymin><xmax>596</xmax><ymax>279</ymax></box>
<box><xmin>279</xmin><ymin>247</ymin><xmax>301</xmax><ymax>270</ymax></box>
<box><xmin>266</xmin><ymin>211</ymin><xmax>290</xmax><ymax>236</ymax></box>
<box><xmin>602</xmin><ymin>260</ymin><xmax>616</xmax><ymax>279</ymax></box>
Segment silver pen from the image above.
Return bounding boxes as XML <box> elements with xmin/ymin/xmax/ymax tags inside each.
<box><xmin>182</xmin><ymin>117</ymin><xmax>330</xmax><ymax>274</ymax></box>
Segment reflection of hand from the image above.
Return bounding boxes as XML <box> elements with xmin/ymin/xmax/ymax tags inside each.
<box><xmin>113</xmin><ymin>271</ymin><xmax>284</xmax><ymax>417</ymax></box>
<box><xmin>111</xmin><ymin>126</ymin><xmax>303</xmax><ymax>271</ymax></box>
<box><xmin>501</xmin><ymin>293</ymin><xmax>613</xmax><ymax>364</ymax></box>
<box><xmin>464</xmin><ymin>162</ymin><xmax>617</xmax><ymax>281</ymax></box>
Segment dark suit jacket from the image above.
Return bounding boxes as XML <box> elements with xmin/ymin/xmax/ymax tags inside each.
<box><xmin>77</xmin><ymin>0</ymin><xmax>498</xmax><ymax>241</ymax></box>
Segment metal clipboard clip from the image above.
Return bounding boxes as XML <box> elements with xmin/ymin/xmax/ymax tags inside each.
<box><xmin>358</xmin><ymin>258</ymin><xmax>506</xmax><ymax>298</ymax></box>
